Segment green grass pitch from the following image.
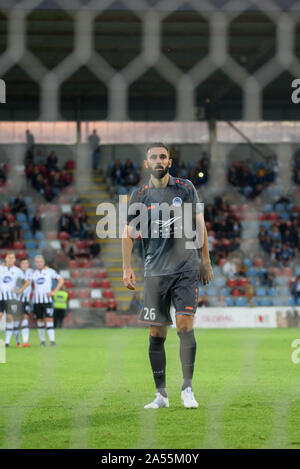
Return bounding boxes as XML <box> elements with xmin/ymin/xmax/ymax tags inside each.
<box><xmin>1</xmin><ymin>327</ymin><xmax>300</xmax><ymax>449</ymax></box>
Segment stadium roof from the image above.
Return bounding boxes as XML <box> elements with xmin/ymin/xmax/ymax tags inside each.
<box><xmin>0</xmin><ymin>3</ymin><xmax>300</xmax><ymax>121</ymax></box>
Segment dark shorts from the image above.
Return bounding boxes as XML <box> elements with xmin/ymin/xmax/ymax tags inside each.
<box><xmin>34</xmin><ymin>303</ymin><xmax>54</xmax><ymax>320</ymax></box>
<box><xmin>139</xmin><ymin>270</ymin><xmax>200</xmax><ymax>326</ymax></box>
<box><xmin>22</xmin><ymin>301</ymin><xmax>31</xmax><ymax>316</ymax></box>
<box><xmin>0</xmin><ymin>300</ymin><xmax>22</xmax><ymax>317</ymax></box>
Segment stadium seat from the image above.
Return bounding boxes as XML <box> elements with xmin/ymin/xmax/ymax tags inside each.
<box><xmin>260</xmin><ymin>297</ymin><xmax>272</xmax><ymax>306</ymax></box>
<box><xmin>99</xmin><ymin>280</ymin><xmax>111</xmax><ymax>289</ymax></box>
<box><xmin>237</xmin><ymin>278</ymin><xmax>249</xmax><ymax>287</ymax></box>
<box><xmin>2</xmin><ymin>204</ymin><xmax>11</xmax><ymax>213</ymax></box>
<box><xmin>80</xmin><ymin>259</ymin><xmax>92</xmax><ymax>268</ymax></box>
<box><xmin>46</xmin><ymin>232</ymin><xmax>57</xmax><ymax>240</ymax></box>
<box><xmin>294</xmin><ymin>267</ymin><xmax>300</xmax><ymax>277</ymax></box>
<box><xmin>93</xmin><ymin>299</ymin><xmax>106</xmax><ymax>308</ymax></box>
<box><xmin>268</xmin><ymin>287</ymin><xmax>277</xmax><ymax>296</ymax></box>
<box><xmin>16</xmin><ymin>251</ymin><xmax>27</xmax><ymax>260</ymax></box>
<box><xmin>225</xmin><ymin>298</ymin><xmax>234</xmax><ymax>306</ymax></box>
<box><xmin>13</xmin><ymin>241</ymin><xmax>25</xmax><ymax>250</ymax></box>
<box><xmin>77</xmin><ymin>290</ymin><xmax>90</xmax><ymax>299</ymax></box>
<box><xmin>232</xmin><ymin>289</ymin><xmax>241</xmax><ymax>297</ymax></box>
<box><xmin>16</xmin><ymin>213</ymin><xmax>27</xmax><ymax>222</ymax></box>
<box><xmin>7</xmin><ymin>214</ymin><xmax>15</xmax><ymax>223</ymax></box>
<box><xmin>69</xmin><ymin>260</ymin><xmax>79</xmax><ymax>269</ymax></box>
<box><xmin>28</xmin><ymin>251</ymin><xmax>38</xmax><ymax>259</ymax></box>
<box><xmin>38</xmin><ymin>240</ymin><xmax>48</xmax><ymax>250</ymax></box>
<box><xmin>25</xmin><ymin>240</ymin><xmax>36</xmax><ymax>250</ymax></box>
<box><xmin>220</xmin><ymin>287</ymin><xmax>231</xmax><ymax>296</ymax></box>
<box><xmin>102</xmin><ymin>290</ymin><xmax>115</xmax><ymax>299</ymax></box>
<box><xmin>59</xmin><ymin>231</ymin><xmax>69</xmax><ymax>241</ymax></box>
<box><xmin>91</xmin><ymin>289</ymin><xmax>102</xmax><ymax>299</ymax></box>
<box><xmin>255</xmin><ymin>287</ymin><xmax>267</xmax><ymax>296</ymax></box>
<box><xmin>64</xmin><ymin>280</ymin><xmax>73</xmax><ymax>289</ymax></box>
<box><xmin>65</xmin><ymin>160</ymin><xmax>76</xmax><ymax>170</ymax></box>
<box><xmin>246</xmin><ymin>268</ymin><xmax>257</xmax><ymax>277</ymax></box>
<box><xmin>207</xmin><ymin>287</ymin><xmax>217</xmax><ymax>297</ymax></box>
<box><xmin>88</xmin><ymin>280</ymin><xmax>99</xmax><ymax>289</ymax></box>
<box><xmin>106</xmin><ymin>299</ymin><xmax>118</xmax><ymax>310</ymax></box>
<box><xmin>81</xmin><ymin>300</ymin><xmax>93</xmax><ymax>309</ymax></box>
<box><xmin>235</xmin><ymin>297</ymin><xmax>247</xmax><ymax>306</ymax></box>
<box><xmin>244</xmin><ymin>258</ymin><xmax>253</xmax><ymax>267</ymax></box>
<box><xmin>71</xmin><ymin>270</ymin><xmax>81</xmax><ymax>279</ymax></box>
<box><xmin>96</xmin><ymin>270</ymin><xmax>108</xmax><ymax>279</ymax></box>
<box><xmin>35</xmin><ymin>231</ymin><xmax>45</xmax><ymax>240</ymax></box>
<box><xmin>278</xmin><ymin>287</ymin><xmax>290</xmax><ymax>296</ymax></box>
<box><xmin>214</xmin><ymin>277</ymin><xmax>226</xmax><ymax>288</ymax></box>
<box><xmin>85</xmin><ymin>270</ymin><xmax>95</xmax><ymax>278</ymax></box>
<box><xmin>227</xmin><ymin>279</ymin><xmax>238</xmax><ymax>288</ymax></box>
<box><xmin>69</xmin><ymin>299</ymin><xmax>80</xmax><ymax>309</ymax></box>
<box><xmin>288</xmin><ymin>298</ymin><xmax>296</xmax><ymax>306</ymax></box>
<box><xmin>76</xmin><ymin>241</ymin><xmax>85</xmax><ymax>250</ymax></box>
<box><xmin>68</xmin><ymin>290</ymin><xmax>76</xmax><ymax>299</ymax></box>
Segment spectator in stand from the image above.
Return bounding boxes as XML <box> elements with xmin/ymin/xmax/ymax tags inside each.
<box><xmin>128</xmin><ymin>292</ymin><xmax>142</xmax><ymax>315</ymax></box>
<box><xmin>227</xmin><ymin>158</ymin><xmax>276</xmax><ymax>198</ymax></box>
<box><xmin>50</xmin><ymin>171</ymin><xmax>63</xmax><ymax>198</ymax></box>
<box><xmin>291</xmin><ymin>276</ymin><xmax>300</xmax><ymax>303</ymax></box>
<box><xmin>0</xmin><ymin>219</ymin><xmax>10</xmax><ymax>247</ymax></box>
<box><xmin>11</xmin><ymin>194</ymin><xmax>29</xmax><ymax>221</ymax></box>
<box><xmin>88</xmin><ymin>129</ymin><xmax>101</xmax><ymax>171</ymax></box>
<box><xmin>46</xmin><ymin>151</ymin><xmax>58</xmax><ymax>171</ymax></box>
<box><xmin>216</xmin><ymin>295</ymin><xmax>226</xmax><ymax>307</ymax></box>
<box><xmin>31</xmin><ymin>213</ymin><xmax>41</xmax><ymax>235</ymax></box>
<box><xmin>64</xmin><ymin>238</ymin><xmax>79</xmax><ymax>260</ymax></box>
<box><xmin>222</xmin><ymin>255</ymin><xmax>237</xmax><ymax>277</ymax></box>
<box><xmin>111</xmin><ymin>160</ymin><xmax>125</xmax><ymax>186</ymax></box>
<box><xmin>69</xmin><ymin>215</ymin><xmax>83</xmax><ymax>239</ymax></box>
<box><xmin>169</xmin><ymin>146</ymin><xmax>180</xmax><ymax>177</ymax></box>
<box><xmin>89</xmin><ymin>239</ymin><xmax>101</xmax><ymax>260</ymax></box>
<box><xmin>83</xmin><ymin>217</ymin><xmax>94</xmax><ymax>240</ymax></box>
<box><xmin>245</xmin><ymin>283</ymin><xmax>255</xmax><ymax>303</ymax></box>
<box><xmin>9</xmin><ymin>219</ymin><xmax>23</xmax><ymax>242</ymax></box>
<box><xmin>198</xmin><ymin>292</ymin><xmax>210</xmax><ymax>307</ymax></box>
<box><xmin>25</xmin><ymin>129</ymin><xmax>35</xmax><ymax>153</ymax></box>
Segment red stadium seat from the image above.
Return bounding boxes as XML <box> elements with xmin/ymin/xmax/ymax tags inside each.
<box><xmin>223</xmin><ymin>239</ymin><xmax>231</xmax><ymax>247</ymax></box>
<box><xmin>102</xmin><ymin>289</ymin><xmax>115</xmax><ymax>299</ymax></box>
<box><xmin>69</xmin><ymin>260</ymin><xmax>79</xmax><ymax>269</ymax></box>
<box><xmin>88</xmin><ymin>280</ymin><xmax>99</xmax><ymax>289</ymax></box>
<box><xmin>237</xmin><ymin>278</ymin><xmax>249</xmax><ymax>287</ymax></box>
<box><xmin>93</xmin><ymin>299</ymin><xmax>106</xmax><ymax>308</ymax></box>
<box><xmin>85</xmin><ymin>270</ymin><xmax>95</xmax><ymax>278</ymax></box>
<box><xmin>106</xmin><ymin>299</ymin><xmax>118</xmax><ymax>310</ymax></box>
<box><xmin>16</xmin><ymin>251</ymin><xmax>27</xmax><ymax>260</ymax></box>
<box><xmin>59</xmin><ymin>231</ymin><xmax>69</xmax><ymax>241</ymax></box>
<box><xmin>73</xmin><ymin>204</ymin><xmax>84</xmax><ymax>213</ymax></box>
<box><xmin>76</xmin><ymin>241</ymin><xmax>85</xmax><ymax>250</ymax></box>
<box><xmin>65</xmin><ymin>160</ymin><xmax>76</xmax><ymax>171</ymax></box>
<box><xmin>13</xmin><ymin>241</ymin><xmax>25</xmax><ymax>250</ymax></box>
<box><xmin>2</xmin><ymin>205</ymin><xmax>11</xmax><ymax>213</ymax></box>
<box><xmin>81</xmin><ymin>300</ymin><xmax>93</xmax><ymax>309</ymax></box>
<box><xmin>283</xmin><ymin>267</ymin><xmax>293</xmax><ymax>276</ymax></box>
<box><xmin>231</xmin><ymin>288</ymin><xmax>241</xmax><ymax>297</ymax></box>
<box><xmin>71</xmin><ymin>270</ymin><xmax>81</xmax><ymax>278</ymax></box>
<box><xmin>96</xmin><ymin>270</ymin><xmax>108</xmax><ymax>279</ymax></box>
<box><xmin>68</xmin><ymin>290</ymin><xmax>76</xmax><ymax>299</ymax></box>
<box><xmin>6</xmin><ymin>214</ymin><xmax>15</xmax><ymax>223</ymax></box>
<box><xmin>64</xmin><ymin>280</ymin><xmax>73</xmax><ymax>289</ymax></box>
<box><xmin>227</xmin><ymin>279</ymin><xmax>238</xmax><ymax>288</ymax></box>
<box><xmin>46</xmin><ymin>232</ymin><xmax>57</xmax><ymax>240</ymax></box>
<box><xmin>77</xmin><ymin>290</ymin><xmax>90</xmax><ymax>299</ymax></box>
<box><xmin>99</xmin><ymin>280</ymin><xmax>111</xmax><ymax>289</ymax></box>
<box><xmin>80</xmin><ymin>259</ymin><xmax>92</xmax><ymax>268</ymax></box>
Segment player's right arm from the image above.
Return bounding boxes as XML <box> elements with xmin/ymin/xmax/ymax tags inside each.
<box><xmin>122</xmin><ymin>224</ymin><xmax>136</xmax><ymax>290</ymax></box>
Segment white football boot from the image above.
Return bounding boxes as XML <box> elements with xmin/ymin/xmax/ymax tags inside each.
<box><xmin>181</xmin><ymin>387</ymin><xmax>199</xmax><ymax>408</ymax></box>
<box><xmin>144</xmin><ymin>392</ymin><xmax>169</xmax><ymax>409</ymax></box>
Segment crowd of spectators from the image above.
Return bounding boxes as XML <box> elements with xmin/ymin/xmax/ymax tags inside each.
<box><xmin>25</xmin><ymin>149</ymin><xmax>74</xmax><ymax>201</ymax></box>
<box><xmin>0</xmin><ymin>161</ymin><xmax>8</xmax><ymax>187</ymax></box>
<box><xmin>204</xmin><ymin>196</ymin><xmax>242</xmax><ymax>264</ymax></box>
<box><xmin>228</xmin><ymin>158</ymin><xmax>277</xmax><ymax>199</ymax></box>
<box><xmin>0</xmin><ymin>194</ymin><xmax>28</xmax><ymax>247</ymax></box>
<box><xmin>258</xmin><ymin>201</ymin><xmax>300</xmax><ymax>265</ymax></box>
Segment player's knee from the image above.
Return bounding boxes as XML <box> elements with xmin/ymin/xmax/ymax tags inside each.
<box><xmin>149</xmin><ymin>326</ymin><xmax>167</xmax><ymax>338</ymax></box>
<box><xmin>176</xmin><ymin>316</ymin><xmax>193</xmax><ymax>333</ymax></box>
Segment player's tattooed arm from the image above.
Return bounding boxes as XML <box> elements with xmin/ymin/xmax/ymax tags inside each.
<box><xmin>198</xmin><ymin>218</ymin><xmax>214</xmax><ymax>286</ymax></box>
<box><xmin>14</xmin><ymin>279</ymin><xmax>30</xmax><ymax>295</ymax></box>
<box><xmin>122</xmin><ymin>225</ymin><xmax>136</xmax><ymax>290</ymax></box>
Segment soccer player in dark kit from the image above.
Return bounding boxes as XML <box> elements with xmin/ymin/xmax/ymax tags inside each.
<box><xmin>122</xmin><ymin>143</ymin><xmax>214</xmax><ymax>409</ymax></box>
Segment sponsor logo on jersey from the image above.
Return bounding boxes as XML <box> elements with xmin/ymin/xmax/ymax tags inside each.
<box><xmin>2</xmin><ymin>276</ymin><xmax>12</xmax><ymax>283</ymax></box>
<box><xmin>172</xmin><ymin>197</ymin><xmax>182</xmax><ymax>207</ymax></box>
<box><xmin>36</xmin><ymin>277</ymin><xmax>46</xmax><ymax>285</ymax></box>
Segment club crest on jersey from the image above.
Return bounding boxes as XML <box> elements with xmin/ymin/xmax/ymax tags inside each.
<box><xmin>36</xmin><ymin>277</ymin><xmax>46</xmax><ymax>285</ymax></box>
<box><xmin>172</xmin><ymin>197</ymin><xmax>182</xmax><ymax>207</ymax></box>
<box><xmin>3</xmin><ymin>276</ymin><xmax>12</xmax><ymax>283</ymax></box>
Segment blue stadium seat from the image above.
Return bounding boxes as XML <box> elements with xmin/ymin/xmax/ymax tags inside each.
<box><xmin>35</xmin><ymin>231</ymin><xmax>44</xmax><ymax>240</ymax></box>
<box><xmin>38</xmin><ymin>240</ymin><xmax>48</xmax><ymax>250</ymax></box>
<box><xmin>226</xmin><ymin>298</ymin><xmax>234</xmax><ymax>306</ymax></box>
<box><xmin>235</xmin><ymin>297</ymin><xmax>247</xmax><ymax>306</ymax></box>
<box><xmin>288</xmin><ymin>298</ymin><xmax>296</xmax><ymax>306</ymax></box>
<box><xmin>246</xmin><ymin>268</ymin><xmax>257</xmax><ymax>277</ymax></box>
<box><xmin>255</xmin><ymin>287</ymin><xmax>267</xmax><ymax>296</ymax></box>
<box><xmin>16</xmin><ymin>213</ymin><xmax>27</xmax><ymax>223</ymax></box>
<box><xmin>117</xmin><ymin>186</ymin><xmax>128</xmax><ymax>195</ymax></box>
<box><xmin>272</xmin><ymin>297</ymin><xmax>283</xmax><ymax>306</ymax></box>
<box><xmin>278</xmin><ymin>287</ymin><xmax>290</xmax><ymax>296</ymax></box>
<box><xmin>268</xmin><ymin>287</ymin><xmax>277</xmax><ymax>296</ymax></box>
<box><xmin>23</xmin><ymin>231</ymin><xmax>32</xmax><ymax>241</ymax></box>
<box><xmin>214</xmin><ymin>277</ymin><xmax>226</xmax><ymax>287</ymax></box>
<box><xmin>294</xmin><ymin>267</ymin><xmax>300</xmax><ymax>276</ymax></box>
<box><xmin>297</xmin><ymin>298</ymin><xmax>300</xmax><ymax>306</ymax></box>
<box><xmin>28</xmin><ymin>251</ymin><xmax>38</xmax><ymax>259</ymax></box>
<box><xmin>20</xmin><ymin>223</ymin><xmax>30</xmax><ymax>231</ymax></box>
<box><xmin>263</xmin><ymin>204</ymin><xmax>273</xmax><ymax>213</ymax></box>
<box><xmin>244</xmin><ymin>258</ymin><xmax>253</xmax><ymax>267</ymax></box>
<box><xmin>207</xmin><ymin>287</ymin><xmax>217</xmax><ymax>297</ymax></box>
<box><xmin>274</xmin><ymin>276</ymin><xmax>287</xmax><ymax>286</ymax></box>
<box><xmin>24</xmin><ymin>196</ymin><xmax>33</xmax><ymax>205</ymax></box>
<box><xmin>212</xmin><ymin>266</ymin><xmax>221</xmax><ymax>276</ymax></box>
<box><xmin>25</xmin><ymin>241</ymin><xmax>36</xmax><ymax>250</ymax></box>
<box><xmin>220</xmin><ymin>287</ymin><xmax>231</xmax><ymax>296</ymax></box>
<box><xmin>260</xmin><ymin>297</ymin><xmax>272</xmax><ymax>306</ymax></box>
<box><xmin>198</xmin><ymin>287</ymin><xmax>204</xmax><ymax>297</ymax></box>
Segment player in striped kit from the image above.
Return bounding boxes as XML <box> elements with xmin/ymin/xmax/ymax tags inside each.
<box><xmin>0</xmin><ymin>252</ymin><xmax>30</xmax><ymax>347</ymax></box>
<box><xmin>19</xmin><ymin>258</ymin><xmax>34</xmax><ymax>347</ymax></box>
<box><xmin>32</xmin><ymin>255</ymin><xmax>64</xmax><ymax>346</ymax></box>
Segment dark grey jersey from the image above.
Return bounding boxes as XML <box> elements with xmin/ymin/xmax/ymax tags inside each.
<box><xmin>127</xmin><ymin>175</ymin><xmax>202</xmax><ymax>277</ymax></box>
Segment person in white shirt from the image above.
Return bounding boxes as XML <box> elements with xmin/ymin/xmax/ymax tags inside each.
<box><xmin>0</xmin><ymin>252</ymin><xmax>30</xmax><ymax>347</ymax></box>
<box><xmin>19</xmin><ymin>258</ymin><xmax>34</xmax><ymax>347</ymax></box>
<box><xmin>32</xmin><ymin>255</ymin><xmax>64</xmax><ymax>346</ymax></box>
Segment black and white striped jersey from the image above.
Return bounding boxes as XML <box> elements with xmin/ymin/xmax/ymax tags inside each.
<box><xmin>20</xmin><ymin>268</ymin><xmax>34</xmax><ymax>303</ymax></box>
<box><xmin>0</xmin><ymin>265</ymin><xmax>26</xmax><ymax>301</ymax></box>
<box><xmin>32</xmin><ymin>268</ymin><xmax>60</xmax><ymax>304</ymax></box>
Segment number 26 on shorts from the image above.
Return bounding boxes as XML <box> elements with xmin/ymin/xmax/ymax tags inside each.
<box><xmin>143</xmin><ymin>307</ymin><xmax>156</xmax><ymax>321</ymax></box>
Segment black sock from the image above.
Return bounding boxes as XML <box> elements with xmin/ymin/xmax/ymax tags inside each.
<box><xmin>178</xmin><ymin>330</ymin><xmax>197</xmax><ymax>390</ymax></box>
<box><xmin>149</xmin><ymin>335</ymin><xmax>167</xmax><ymax>394</ymax></box>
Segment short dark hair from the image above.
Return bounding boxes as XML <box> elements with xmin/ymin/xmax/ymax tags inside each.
<box><xmin>19</xmin><ymin>257</ymin><xmax>28</xmax><ymax>263</ymax></box>
<box><xmin>146</xmin><ymin>142</ymin><xmax>169</xmax><ymax>155</ymax></box>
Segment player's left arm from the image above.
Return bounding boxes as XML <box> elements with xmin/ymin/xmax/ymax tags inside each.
<box><xmin>15</xmin><ymin>279</ymin><xmax>30</xmax><ymax>295</ymax></box>
<box><xmin>48</xmin><ymin>276</ymin><xmax>64</xmax><ymax>297</ymax></box>
<box><xmin>195</xmin><ymin>212</ymin><xmax>214</xmax><ymax>286</ymax></box>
